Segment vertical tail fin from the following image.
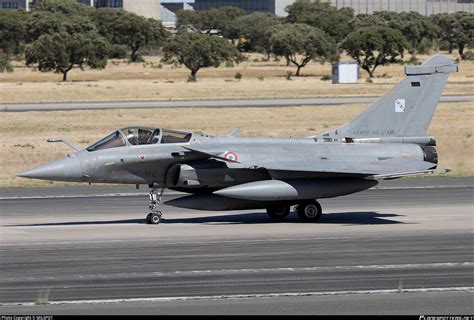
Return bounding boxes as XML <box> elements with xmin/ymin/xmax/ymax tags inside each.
<box><xmin>321</xmin><ymin>55</ymin><xmax>458</xmax><ymax>139</ymax></box>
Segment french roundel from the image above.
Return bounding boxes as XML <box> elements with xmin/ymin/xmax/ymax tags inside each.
<box><xmin>223</xmin><ymin>151</ymin><xmax>238</xmax><ymax>162</ymax></box>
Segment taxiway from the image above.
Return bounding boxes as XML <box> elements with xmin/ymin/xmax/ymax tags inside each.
<box><xmin>0</xmin><ymin>177</ymin><xmax>473</xmax><ymax>314</ymax></box>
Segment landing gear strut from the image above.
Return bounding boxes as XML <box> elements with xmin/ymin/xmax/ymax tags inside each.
<box><xmin>146</xmin><ymin>188</ymin><xmax>164</xmax><ymax>224</ymax></box>
<box><xmin>296</xmin><ymin>200</ymin><xmax>322</xmax><ymax>223</ymax></box>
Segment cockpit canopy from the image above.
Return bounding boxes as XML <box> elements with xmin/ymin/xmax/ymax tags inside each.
<box><xmin>86</xmin><ymin>127</ymin><xmax>192</xmax><ymax>152</ymax></box>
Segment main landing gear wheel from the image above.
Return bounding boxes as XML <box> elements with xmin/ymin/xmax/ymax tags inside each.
<box><xmin>296</xmin><ymin>200</ymin><xmax>322</xmax><ymax>223</ymax></box>
<box><xmin>146</xmin><ymin>187</ymin><xmax>164</xmax><ymax>225</ymax></box>
<box><xmin>266</xmin><ymin>206</ymin><xmax>290</xmax><ymax>220</ymax></box>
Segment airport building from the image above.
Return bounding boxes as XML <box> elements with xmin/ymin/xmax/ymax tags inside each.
<box><xmin>328</xmin><ymin>0</ymin><xmax>473</xmax><ymax>15</ymax></box>
<box><xmin>160</xmin><ymin>0</ymin><xmax>294</xmax><ymax>26</ymax></box>
<box><xmin>161</xmin><ymin>0</ymin><xmax>472</xmax><ymax>18</ymax></box>
<box><xmin>0</xmin><ymin>0</ymin><xmax>27</xmax><ymax>9</ymax></box>
<box><xmin>191</xmin><ymin>0</ymin><xmax>294</xmax><ymax>15</ymax></box>
<box><xmin>1</xmin><ymin>0</ymin><xmax>162</xmax><ymax>19</ymax></box>
<box><xmin>161</xmin><ymin>0</ymin><xmax>194</xmax><ymax>26</ymax></box>
<box><xmin>1</xmin><ymin>0</ymin><xmax>471</xmax><ymax>16</ymax></box>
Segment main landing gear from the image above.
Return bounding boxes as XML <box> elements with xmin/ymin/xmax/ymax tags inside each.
<box><xmin>296</xmin><ymin>200</ymin><xmax>322</xmax><ymax>223</ymax></box>
<box><xmin>265</xmin><ymin>200</ymin><xmax>322</xmax><ymax>223</ymax></box>
<box><xmin>146</xmin><ymin>188</ymin><xmax>164</xmax><ymax>224</ymax></box>
<box><xmin>266</xmin><ymin>206</ymin><xmax>290</xmax><ymax>220</ymax></box>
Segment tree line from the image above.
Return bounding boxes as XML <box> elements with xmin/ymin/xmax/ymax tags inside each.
<box><xmin>1</xmin><ymin>0</ymin><xmax>472</xmax><ymax>81</ymax></box>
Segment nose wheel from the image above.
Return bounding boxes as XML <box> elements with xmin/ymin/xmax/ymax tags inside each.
<box><xmin>146</xmin><ymin>212</ymin><xmax>162</xmax><ymax>224</ymax></box>
<box><xmin>146</xmin><ymin>188</ymin><xmax>164</xmax><ymax>224</ymax></box>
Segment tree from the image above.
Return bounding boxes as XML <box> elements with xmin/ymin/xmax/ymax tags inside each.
<box><xmin>341</xmin><ymin>26</ymin><xmax>409</xmax><ymax>78</ymax></box>
<box><xmin>32</xmin><ymin>0</ymin><xmax>92</xmax><ymax>16</ymax></box>
<box><xmin>350</xmin><ymin>13</ymin><xmax>387</xmax><ymax>30</ymax></box>
<box><xmin>91</xmin><ymin>9</ymin><xmax>168</xmax><ymax>62</ymax></box>
<box><xmin>24</xmin><ymin>1</ymin><xmax>109</xmax><ymax>81</ymax></box>
<box><xmin>27</xmin><ymin>11</ymin><xmax>97</xmax><ymax>42</ymax></box>
<box><xmin>0</xmin><ymin>52</ymin><xmax>13</xmax><ymax>73</ymax></box>
<box><xmin>455</xmin><ymin>12</ymin><xmax>474</xmax><ymax>58</ymax></box>
<box><xmin>380</xmin><ymin>11</ymin><xmax>437</xmax><ymax>54</ymax></box>
<box><xmin>25</xmin><ymin>31</ymin><xmax>108</xmax><ymax>81</ymax></box>
<box><xmin>286</xmin><ymin>0</ymin><xmax>354</xmax><ymax>43</ymax></box>
<box><xmin>270</xmin><ymin>24</ymin><xmax>338</xmax><ymax>76</ymax></box>
<box><xmin>231</xmin><ymin>12</ymin><xmax>282</xmax><ymax>58</ymax></box>
<box><xmin>431</xmin><ymin>13</ymin><xmax>459</xmax><ymax>54</ymax></box>
<box><xmin>176</xmin><ymin>7</ymin><xmax>245</xmax><ymax>38</ymax></box>
<box><xmin>0</xmin><ymin>9</ymin><xmax>27</xmax><ymax>54</ymax></box>
<box><xmin>162</xmin><ymin>32</ymin><xmax>243</xmax><ymax>81</ymax></box>
<box><xmin>432</xmin><ymin>12</ymin><xmax>474</xmax><ymax>58</ymax></box>
<box><xmin>0</xmin><ymin>9</ymin><xmax>27</xmax><ymax>72</ymax></box>
<box><xmin>176</xmin><ymin>10</ymin><xmax>208</xmax><ymax>33</ymax></box>
<box><xmin>397</xmin><ymin>12</ymin><xmax>438</xmax><ymax>54</ymax></box>
<box><xmin>351</xmin><ymin>11</ymin><xmax>438</xmax><ymax>54</ymax></box>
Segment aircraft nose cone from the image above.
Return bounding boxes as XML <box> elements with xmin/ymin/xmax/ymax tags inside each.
<box><xmin>17</xmin><ymin>155</ymin><xmax>83</xmax><ymax>182</ymax></box>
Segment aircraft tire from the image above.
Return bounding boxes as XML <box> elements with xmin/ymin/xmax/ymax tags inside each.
<box><xmin>297</xmin><ymin>201</ymin><xmax>322</xmax><ymax>223</ymax></box>
<box><xmin>146</xmin><ymin>213</ymin><xmax>152</xmax><ymax>224</ymax></box>
<box><xmin>266</xmin><ymin>206</ymin><xmax>290</xmax><ymax>220</ymax></box>
<box><xmin>149</xmin><ymin>212</ymin><xmax>162</xmax><ymax>225</ymax></box>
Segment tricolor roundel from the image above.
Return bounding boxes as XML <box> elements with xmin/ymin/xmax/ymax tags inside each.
<box><xmin>223</xmin><ymin>151</ymin><xmax>238</xmax><ymax>162</ymax></box>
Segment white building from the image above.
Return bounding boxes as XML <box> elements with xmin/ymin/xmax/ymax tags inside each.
<box><xmin>1</xmin><ymin>0</ymin><xmax>162</xmax><ymax>20</ymax></box>
<box><xmin>326</xmin><ymin>0</ymin><xmax>472</xmax><ymax>15</ymax></box>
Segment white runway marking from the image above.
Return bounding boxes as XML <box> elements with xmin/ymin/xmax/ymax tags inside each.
<box><xmin>3</xmin><ymin>262</ymin><xmax>472</xmax><ymax>282</ymax></box>
<box><xmin>151</xmin><ymin>262</ymin><xmax>474</xmax><ymax>276</ymax></box>
<box><xmin>3</xmin><ymin>287</ymin><xmax>472</xmax><ymax>307</ymax></box>
<box><xmin>0</xmin><ymin>192</ymin><xmax>153</xmax><ymax>200</ymax></box>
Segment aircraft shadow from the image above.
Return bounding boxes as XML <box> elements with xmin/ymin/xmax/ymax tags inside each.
<box><xmin>10</xmin><ymin>211</ymin><xmax>404</xmax><ymax>227</ymax></box>
<box><xmin>165</xmin><ymin>211</ymin><xmax>404</xmax><ymax>225</ymax></box>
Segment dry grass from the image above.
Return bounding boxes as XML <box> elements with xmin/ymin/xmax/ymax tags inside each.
<box><xmin>1</xmin><ymin>52</ymin><xmax>472</xmax><ymax>187</ymax></box>
<box><xmin>1</xmin><ymin>101</ymin><xmax>472</xmax><ymax>188</ymax></box>
<box><xmin>1</xmin><ymin>53</ymin><xmax>473</xmax><ymax>103</ymax></box>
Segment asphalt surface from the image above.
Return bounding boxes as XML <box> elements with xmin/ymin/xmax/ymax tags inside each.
<box><xmin>2</xmin><ymin>94</ymin><xmax>473</xmax><ymax>112</ymax></box>
<box><xmin>0</xmin><ymin>177</ymin><xmax>473</xmax><ymax>314</ymax></box>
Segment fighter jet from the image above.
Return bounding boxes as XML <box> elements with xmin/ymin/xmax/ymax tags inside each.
<box><xmin>18</xmin><ymin>55</ymin><xmax>458</xmax><ymax>224</ymax></box>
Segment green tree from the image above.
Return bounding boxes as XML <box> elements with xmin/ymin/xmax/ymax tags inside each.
<box><xmin>341</xmin><ymin>26</ymin><xmax>409</xmax><ymax>78</ymax></box>
<box><xmin>27</xmin><ymin>11</ymin><xmax>97</xmax><ymax>42</ymax></box>
<box><xmin>0</xmin><ymin>52</ymin><xmax>13</xmax><ymax>73</ymax></box>
<box><xmin>270</xmin><ymin>24</ymin><xmax>338</xmax><ymax>76</ymax></box>
<box><xmin>351</xmin><ymin>11</ymin><xmax>438</xmax><ymax>54</ymax></box>
<box><xmin>91</xmin><ymin>9</ymin><xmax>168</xmax><ymax>62</ymax></box>
<box><xmin>431</xmin><ymin>13</ymin><xmax>459</xmax><ymax>54</ymax></box>
<box><xmin>0</xmin><ymin>9</ymin><xmax>27</xmax><ymax>54</ymax></box>
<box><xmin>25</xmin><ymin>31</ymin><xmax>108</xmax><ymax>81</ymax></box>
<box><xmin>349</xmin><ymin>13</ymin><xmax>387</xmax><ymax>30</ymax></box>
<box><xmin>383</xmin><ymin>11</ymin><xmax>437</xmax><ymax>54</ymax></box>
<box><xmin>432</xmin><ymin>12</ymin><xmax>474</xmax><ymax>58</ymax></box>
<box><xmin>162</xmin><ymin>32</ymin><xmax>243</xmax><ymax>81</ymax></box>
<box><xmin>0</xmin><ymin>9</ymin><xmax>27</xmax><ymax>72</ymax></box>
<box><xmin>455</xmin><ymin>12</ymin><xmax>474</xmax><ymax>58</ymax></box>
<box><xmin>176</xmin><ymin>10</ymin><xmax>208</xmax><ymax>33</ymax></box>
<box><xmin>286</xmin><ymin>0</ymin><xmax>354</xmax><ymax>43</ymax></box>
<box><xmin>32</xmin><ymin>0</ymin><xmax>92</xmax><ymax>16</ymax></box>
<box><xmin>176</xmin><ymin>7</ymin><xmax>245</xmax><ymax>38</ymax></box>
<box><xmin>25</xmin><ymin>1</ymin><xmax>109</xmax><ymax>80</ymax></box>
<box><xmin>232</xmin><ymin>12</ymin><xmax>282</xmax><ymax>58</ymax></box>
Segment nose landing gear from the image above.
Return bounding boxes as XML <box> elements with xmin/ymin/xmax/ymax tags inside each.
<box><xmin>146</xmin><ymin>188</ymin><xmax>164</xmax><ymax>224</ymax></box>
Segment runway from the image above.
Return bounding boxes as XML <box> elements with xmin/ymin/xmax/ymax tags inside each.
<box><xmin>2</xmin><ymin>94</ymin><xmax>473</xmax><ymax>112</ymax></box>
<box><xmin>0</xmin><ymin>177</ymin><xmax>473</xmax><ymax>314</ymax></box>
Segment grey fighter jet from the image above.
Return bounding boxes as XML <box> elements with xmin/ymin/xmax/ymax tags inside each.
<box><xmin>18</xmin><ymin>55</ymin><xmax>458</xmax><ymax>224</ymax></box>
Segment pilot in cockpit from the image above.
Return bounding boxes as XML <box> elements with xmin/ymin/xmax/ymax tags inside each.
<box><xmin>138</xmin><ymin>129</ymin><xmax>152</xmax><ymax>145</ymax></box>
<box><xmin>126</xmin><ymin>129</ymin><xmax>139</xmax><ymax>145</ymax></box>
